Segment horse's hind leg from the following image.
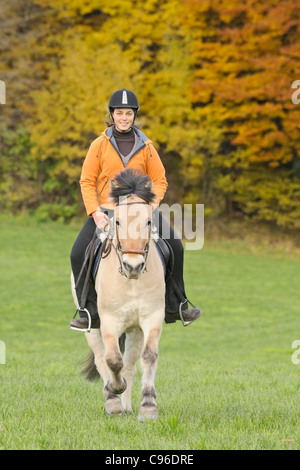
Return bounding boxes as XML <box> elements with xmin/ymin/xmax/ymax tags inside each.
<box><xmin>139</xmin><ymin>315</ymin><xmax>163</xmax><ymax>422</ymax></box>
<box><xmin>121</xmin><ymin>328</ymin><xmax>144</xmax><ymax>414</ymax></box>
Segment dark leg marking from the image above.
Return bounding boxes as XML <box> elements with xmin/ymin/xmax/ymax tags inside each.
<box><xmin>106</xmin><ymin>352</ymin><xmax>123</xmax><ymax>373</ymax></box>
<box><xmin>141</xmin><ymin>385</ymin><xmax>157</xmax><ymax>406</ymax></box>
<box><xmin>142</xmin><ymin>345</ymin><xmax>158</xmax><ymax>365</ymax></box>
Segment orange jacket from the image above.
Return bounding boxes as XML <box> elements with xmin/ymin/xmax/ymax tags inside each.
<box><xmin>80</xmin><ymin>126</ymin><xmax>168</xmax><ymax>215</ymax></box>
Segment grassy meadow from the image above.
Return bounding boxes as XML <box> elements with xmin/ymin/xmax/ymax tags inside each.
<box><xmin>0</xmin><ymin>215</ymin><xmax>300</xmax><ymax>450</ymax></box>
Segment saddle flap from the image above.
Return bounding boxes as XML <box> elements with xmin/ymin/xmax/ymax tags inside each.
<box><xmin>155</xmin><ymin>236</ymin><xmax>174</xmax><ymax>279</ymax></box>
<box><xmin>92</xmin><ymin>238</ymin><xmax>106</xmax><ymax>280</ymax></box>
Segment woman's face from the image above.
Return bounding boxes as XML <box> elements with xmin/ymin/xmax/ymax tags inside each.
<box><xmin>112</xmin><ymin>108</ymin><xmax>135</xmax><ymax>132</ymax></box>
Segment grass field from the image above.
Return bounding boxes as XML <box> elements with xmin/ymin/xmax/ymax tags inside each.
<box><xmin>0</xmin><ymin>215</ymin><xmax>300</xmax><ymax>450</ymax></box>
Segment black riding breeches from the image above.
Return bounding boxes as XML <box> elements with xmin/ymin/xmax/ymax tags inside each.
<box><xmin>70</xmin><ymin>209</ymin><xmax>188</xmax><ymax>320</ymax></box>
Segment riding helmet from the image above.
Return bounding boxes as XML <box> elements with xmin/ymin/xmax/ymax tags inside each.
<box><xmin>108</xmin><ymin>89</ymin><xmax>139</xmax><ymax>113</ymax></box>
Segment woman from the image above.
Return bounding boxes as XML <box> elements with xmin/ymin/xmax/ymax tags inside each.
<box><xmin>70</xmin><ymin>88</ymin><xmax>201</xmax><ymax>330</ymax></box>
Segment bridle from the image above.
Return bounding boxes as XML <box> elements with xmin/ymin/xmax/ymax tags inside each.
<box><xmin>101</xmin><ymin>200</ymin><xmax>152</xmax><ymax>276</ymax></box>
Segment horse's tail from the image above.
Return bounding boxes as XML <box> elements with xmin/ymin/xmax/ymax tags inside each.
<box><xmin>81</xmin><ymin>333</ymin><xmax>126</xmax><ymax>381</ymax></box>
<box><xmin>81</xmin><ymin>351</ymin><xmax>100</xmax><ymax>381</ymax></box>
<box><xmin>119</xmin><ymin>333</ymin><xmax>126</xmax><ymax>354</ymax></box>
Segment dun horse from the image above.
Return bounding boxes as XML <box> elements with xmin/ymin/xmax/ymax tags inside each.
<box><xmin>72</xmin><ymin>169</ymin><xmax>165</xmax><ymax>421</ymax></box>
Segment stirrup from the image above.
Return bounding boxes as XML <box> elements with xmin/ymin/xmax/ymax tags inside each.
<box><xmin>69</xmin><ymin>308</ymin><xmax>92</xmax><ymax>333</ymax></box>
<box><xmin>179</xmin><ymin>299</ymin><xmax>197</xmax><ymax>327</ymax></box>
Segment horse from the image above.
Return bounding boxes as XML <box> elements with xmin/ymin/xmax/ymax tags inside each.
<box><xmin>71</xmin><ymin>169</ymin><xmax>165</xmax><ymax>422</ymax></box>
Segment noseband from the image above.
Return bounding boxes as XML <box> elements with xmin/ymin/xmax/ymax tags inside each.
<box><xmin>119</xmin><ymin>247</ymin><xmax>149</xmax><ymax>255</ymax></box>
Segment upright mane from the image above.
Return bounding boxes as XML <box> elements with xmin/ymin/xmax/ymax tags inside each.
<box><xmin>110</xmin><ymin>169</ymin><xmax>156</xmax><ymax>204</ymax></box>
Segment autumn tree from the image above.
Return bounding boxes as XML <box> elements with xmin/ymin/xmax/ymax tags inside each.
<box><xmin>1</xmin><ymin>0</ymin><xmax>300</xmax><ymax>229</ymax></box>
<box><xmin>182</xmin><ymin>0</ymin><xmax>300</xmax><ymax>228</ymax></box>
<box><xmin>28</xmin><ymin>0</ymin><xmax>196</xmax><ymax>213</ymax></box>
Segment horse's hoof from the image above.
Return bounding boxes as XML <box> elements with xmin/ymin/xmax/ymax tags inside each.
<box><xmin>138</xmin><ymin>406</ymin><xmax>158</xmax><ymax>423</ymax></box>
<box><xmin>106</xmin><ymin>410</ymin><xmax>124</xmax><ymax>416</ymax></box>
<box><xmin>105</xmin><ymin>396</ymin><xmax>124</xmax><ymax>415</ymax></box>
<box><xmin>106</xmin><ymin>408</ymin><xmax>125</xmax><ymax>416</ymax></box>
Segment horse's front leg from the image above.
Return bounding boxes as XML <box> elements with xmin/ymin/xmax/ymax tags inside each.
<box><xmin>139</xmin><ymin>313</ymin><xmax>164</xmax><ymax>422</ymax></box>
<box><xmin>101</xmin><ymin>316</ymin><xmax>127</xmax><ymax>396</ymax></box>
<box><xmin>85</xmin><ymin>329</ymin><xmax>124</xmax><ymax>415</ymax></box>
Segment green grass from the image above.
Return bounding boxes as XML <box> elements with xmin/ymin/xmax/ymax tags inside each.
<box><xmin>0</xmin><ymin>215</ymin><xmax>300</xmax><ymax>450</ymax></box>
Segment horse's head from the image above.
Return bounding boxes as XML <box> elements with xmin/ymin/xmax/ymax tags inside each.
<box><xmin>114</xmin><ymin>196</ymin><xmax>153</xmax><ymax>278</ymax></box>
<box><xmin>110</xmin><ymin>169</ymin><xmax>156</xmax><ymax>279</ymax></box>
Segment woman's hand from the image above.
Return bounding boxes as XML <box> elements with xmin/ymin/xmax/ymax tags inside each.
<box><xmin>92</xmin><ymin>210</ymin><xmax>109</xmax><ymax>230</ymax></box>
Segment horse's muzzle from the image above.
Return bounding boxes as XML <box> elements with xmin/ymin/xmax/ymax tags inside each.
<box><xmin>122</xmin><ymin>256</ymin><xmax>146</xmax><ymax>279</ymax></box>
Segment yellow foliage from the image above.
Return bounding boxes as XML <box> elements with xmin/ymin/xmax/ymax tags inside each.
<box><xmin>1</xmin><ymin>0</ymin><xmax>300</xmax><ymax>228</ymax></box>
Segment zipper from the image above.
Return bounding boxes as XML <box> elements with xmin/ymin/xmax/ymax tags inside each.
<box><xmin>96</xmin><ymin>177</ymin><xmax>109</xmax><ymax>206</ymax></box>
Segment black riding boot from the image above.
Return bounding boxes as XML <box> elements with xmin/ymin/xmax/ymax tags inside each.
<box><xmin>152</xmin><ymin>209</ymin><xmax>202</xmax><ymax>326</ymax></box>
<box><xmin>69</xmin><ymin>217</ymin><xmax>100</xmax><ymax>329</ymax></box>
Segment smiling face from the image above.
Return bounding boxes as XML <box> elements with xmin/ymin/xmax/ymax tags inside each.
<box><xmin>112</xmin><ymin>108</ymin><xmax>135</xmax><ymax>132</ymax></box>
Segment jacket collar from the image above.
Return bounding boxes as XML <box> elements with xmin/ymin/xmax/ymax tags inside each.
<box><xmin>105</xmin><ymin>125</ymin><xmax>150</xmax><ymax>144</ymax></box>
<box><xmin>104</xmin><ymin>126</ymin><xmax>151</xmax><ymax>165</ymax></box>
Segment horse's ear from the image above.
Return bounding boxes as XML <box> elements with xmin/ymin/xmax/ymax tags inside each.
<box><xmin>145</xmin><ymin>179</ymin><xmax>153</xmax><ymax>190</ymax></box>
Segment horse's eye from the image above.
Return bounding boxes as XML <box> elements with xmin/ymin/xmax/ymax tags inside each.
<box><xmin>116</xmin><ymin>220</ymin><xmax>120</xmax><ymax>227</ymax></box>
<box><xmin>147</xmin><ymin>220</ymin><xmax>151</xmax><ymax>227</ymax></box>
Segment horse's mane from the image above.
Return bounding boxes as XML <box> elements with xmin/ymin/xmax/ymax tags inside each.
<box><xmin>110</xmin><ymin>169</ymin><xmax>156</xmax><ymax>204</ymax></box>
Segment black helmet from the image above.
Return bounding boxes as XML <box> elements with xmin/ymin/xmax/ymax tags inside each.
<box><xmin>109</xmin><ymin>89</ymin><xmax>139</xmax><ymax>113</ymax></box>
